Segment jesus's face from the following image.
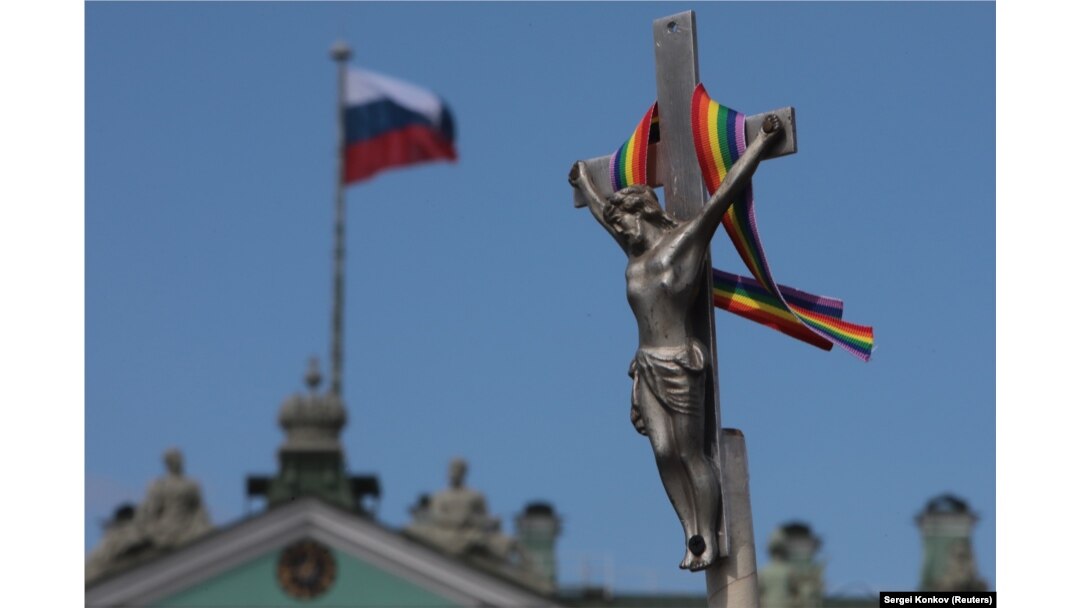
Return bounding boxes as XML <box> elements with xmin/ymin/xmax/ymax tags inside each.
<box><xmin>612</xmin><ymin>210</ymin><xmax>645</xmax><ymax>249</ymax></box>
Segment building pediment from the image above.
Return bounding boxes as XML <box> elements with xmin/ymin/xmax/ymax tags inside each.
<box><xmin>86</xmin><ymin>497</ymin><xmax>565</xmax><ymax>608</ymax></box>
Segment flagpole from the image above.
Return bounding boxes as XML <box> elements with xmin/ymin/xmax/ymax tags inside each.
<box><xmin>330</xmin><ymin>41</ymin><xmax>351</xmax><ymax>397</ymax></box>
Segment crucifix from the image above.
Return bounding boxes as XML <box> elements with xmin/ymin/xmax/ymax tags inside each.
<box><xmin>569</xmin><ymin>11</ymin><xmax>796</xmax><ymax>607</ymax></box>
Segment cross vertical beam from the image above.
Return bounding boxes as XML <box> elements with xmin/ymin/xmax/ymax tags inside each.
<box><xmin>650</xmin><ymin>14</ymin><xmax>759</xmax><ymax>606</ymax></box>
<box><xmin>651</xmin><ymin>10</ymin><xmax>724</xmax><ymax>468</ymax></box>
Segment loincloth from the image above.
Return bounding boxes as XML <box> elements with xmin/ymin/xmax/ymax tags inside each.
<box><xmin>629</xmin><ymin>340</ymin><xmax>707</xmax><ymax>416</ymax></box>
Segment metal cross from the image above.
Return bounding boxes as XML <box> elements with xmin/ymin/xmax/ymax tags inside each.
<box><xmin>572</xmin><ymin>11</ymin><xmax>797</xmax><ymax>607</ymax></box>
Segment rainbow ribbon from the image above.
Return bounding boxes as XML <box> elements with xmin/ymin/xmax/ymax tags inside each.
<box><xmin>610</xmin><ymin>103</ymin><xmax>660</xmax><ymax>190</ymax></box>
<box><xmin>608</xmin><ymin>86</ymin><xmax>874</xmax><ymax>361</ymax></box>
<box><xmin>691</xmin><ymin>83</ymin><xmax>873</xmax><ymax>360</ymax></box>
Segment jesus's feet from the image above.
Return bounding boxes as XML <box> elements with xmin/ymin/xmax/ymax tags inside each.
<box><xmin>678</xmin><ymin>534</ymin><xmax>718</xmax><ymax>571</ymax></box>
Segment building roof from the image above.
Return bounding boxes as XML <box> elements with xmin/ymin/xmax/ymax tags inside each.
<box><xmin>86</xmin><ymin>496</ymin><xmax>567</xmax><ymax>608</ymax></box>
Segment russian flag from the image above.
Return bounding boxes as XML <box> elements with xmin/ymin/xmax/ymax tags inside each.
<box><xmin>343</xmin><ymin>67</ymin><xmax>457</xmax><ymax>184</ymax></box>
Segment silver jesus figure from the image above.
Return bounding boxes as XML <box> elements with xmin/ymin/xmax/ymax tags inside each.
<box><xmin>569</xmin><ymin>114</ymin><xmax>782</xmax><ymax>572</ymax></box>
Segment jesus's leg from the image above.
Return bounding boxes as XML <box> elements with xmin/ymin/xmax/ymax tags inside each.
<box><xmin>635</xmin><ymin>384</ymin><xmax>699</xmax><ymax>569</ymax></box>
<box><xmin>673</xmin><ymin>409</ymin><xmax>721</xmax><ymax>571</ymax></box>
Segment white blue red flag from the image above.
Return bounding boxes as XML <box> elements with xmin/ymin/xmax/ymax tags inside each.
<box><xmin>343</xmin><ymin>67</ymin><xmax>457</xmax><ymax>184</ymax></box>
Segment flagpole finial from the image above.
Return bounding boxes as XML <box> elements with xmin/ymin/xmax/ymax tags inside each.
<box><xmin>330</xmin><ymin>41</ymin><xmax>352</xmax><ymax>63</ymax></box>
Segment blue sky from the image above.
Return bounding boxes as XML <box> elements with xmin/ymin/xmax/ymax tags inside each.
<box><xmin>78</xmin><ymin>1</ymin><xmax>997</xmax><ymax>596</ymax></box>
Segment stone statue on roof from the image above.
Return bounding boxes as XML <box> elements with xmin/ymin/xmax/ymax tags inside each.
<box><xmin>138</xmin><ymin>448</ymin><xmax>213</xmax><ymax>547</ymax></box>
<box><xmin>86</xmin><ymin>448</ymin><xmax>212</xmax><ymax>582</ymax></box>
<box><xmin>405</xmin><ymin>458</ymin><xmax>517</xmax><ymax>560</ymax></box>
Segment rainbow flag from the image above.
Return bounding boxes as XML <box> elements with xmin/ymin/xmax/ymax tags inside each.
<box><xmin>691</xmin><ymin>83</ymin><xmax>874</xmax><ymax>361</ymax></box>
<box><xmin>610</xmin><ymin>103</ymin><xmax>659</xmax><ymax>191</ymax></box>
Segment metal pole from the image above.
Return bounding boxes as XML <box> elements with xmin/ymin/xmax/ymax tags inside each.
<box><xmin>330</xmin><ymin>41</ymin><xmax>351</xmax><ymax>397</ymax></box>
<box><xmin>706</xmin><ymin>430</ymin><xmax>759</xmax><ymax>607</ymax></box>
<box><xmin>651</xmin><ymin>13</ymin><xmax>760</xmax><ymax>606</ymax></box>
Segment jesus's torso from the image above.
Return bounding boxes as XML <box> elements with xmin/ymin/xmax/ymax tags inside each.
<box><xmin>625</xmin><ymin>235</ymin><xmax>705</xmax><ymax>349</ymax></box>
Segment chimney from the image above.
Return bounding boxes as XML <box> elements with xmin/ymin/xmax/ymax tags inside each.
<box><xmin>916</xmin><ymin>494</ymin><xmax>987</xmax><ymax>592</ymax></box>
<box><xmin>515</xmin><ymin>501</ymin><xmax>561</xmax><ymax>587</ymax></box>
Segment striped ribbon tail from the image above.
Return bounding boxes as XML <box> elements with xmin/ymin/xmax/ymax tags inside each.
<box><xmin>610</xmin><ymin>103</ymin><xmax>660</xmax><ymax>191</ymax></box>
<box><xmin>693</xmin><ymin>83</ymin><xmax>874</xmax><ymax>361</ymax></box>
<box><xmin>712</xmin><ymin>269</ymin><xmax>836</xmax><ymax>351</ymax></box>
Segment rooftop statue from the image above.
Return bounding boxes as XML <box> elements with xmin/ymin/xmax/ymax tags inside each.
<box><xmin>138</xmin><ymin>448</ymin><xmax>213</xmax><ymax>547</ymax></box>
<box><xmin>86</xmin><ymin>448</ymin><xmax>212</xmax><ymax>582</ymax></box>
<box><xmin>405</xmin><ymin>458</ymin><xmax>517</xmax><ymax>561</ymax></box>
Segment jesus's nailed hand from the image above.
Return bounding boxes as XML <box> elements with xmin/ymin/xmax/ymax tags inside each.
<box><xmin>762</xmin><ymin>114</ymin><xmax>781</xmax><ymax>135</ymax></box>
<box><xmin>569</xmin><ymin>161</ymin><xmax>584</xmax><ymax>187</ymax></box>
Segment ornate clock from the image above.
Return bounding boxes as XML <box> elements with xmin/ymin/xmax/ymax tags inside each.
<box><xmin>276</xmin><ymin>539</ymin><xmax>337</xmax><ymax>599</ymax></box>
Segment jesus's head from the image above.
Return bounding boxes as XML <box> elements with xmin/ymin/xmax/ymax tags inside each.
<box><xmin>604</xmin><ymin>185</ymin><xmax>675</xmax><ymax>251</ymax></box>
